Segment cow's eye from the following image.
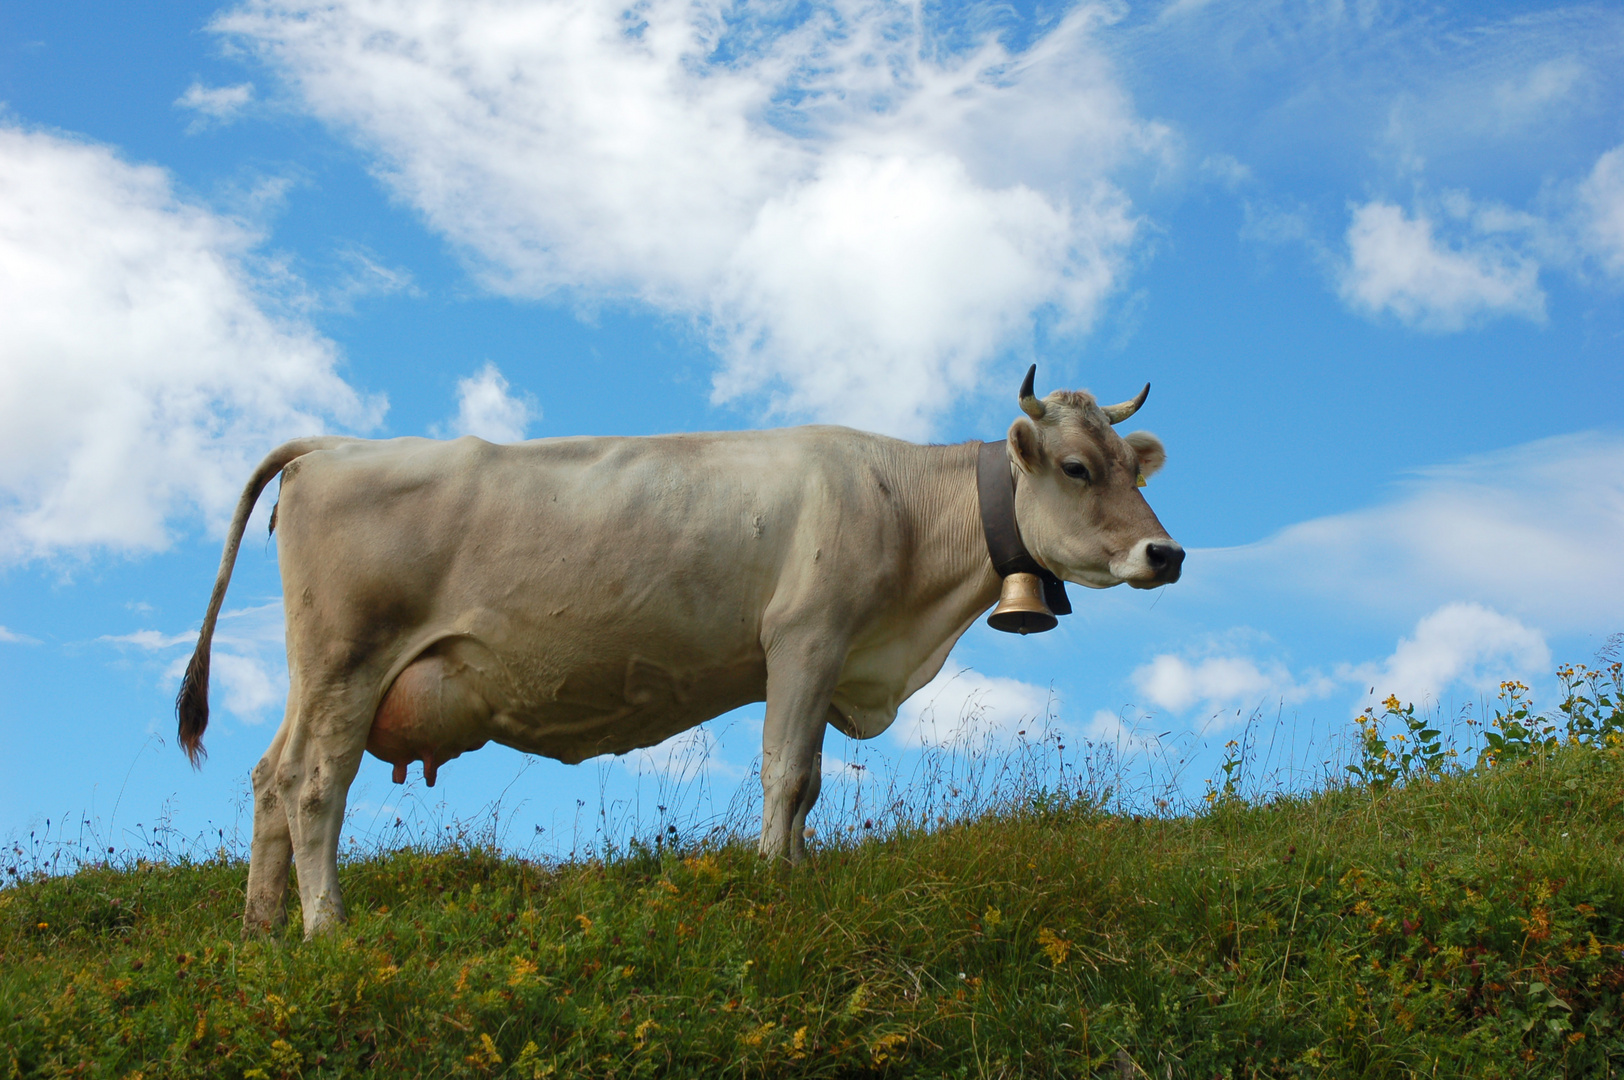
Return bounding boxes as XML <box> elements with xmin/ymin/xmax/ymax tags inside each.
<box><xmin>1061</xmin><ymin>461</ymin><xmax>1090</xmax><ymax>482</ymax></box>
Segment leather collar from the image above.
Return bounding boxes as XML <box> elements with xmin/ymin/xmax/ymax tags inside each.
<box><xmin>976</xmin><ymin>440</ymin><xmax>1071</xmax><ymax>617</ymax></box>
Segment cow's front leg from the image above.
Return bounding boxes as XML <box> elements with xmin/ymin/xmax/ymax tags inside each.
<box><xmin>243</xmin><ymin>710</ymin><xmax>294</xmax><ymax>935</ymax></box>
<box><xmin>786</xmin><ymin>714</ymin><xmax>830</xmax><ymax>854</ymax></box>
<box><xmin>278</xmin><ymin>692</ymin><xmax>368</xmax><ymax>938</ymax></box>
<box><xmin>759</xmin><ymin>643</ymin><xmax>838</xmax><ymax>863</ymax></box>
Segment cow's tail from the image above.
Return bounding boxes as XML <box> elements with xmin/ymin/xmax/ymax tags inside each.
<box><xmin>177</xmin><ymin>436</ymin><xmax>361</xmax><ymax>767</ymax></box>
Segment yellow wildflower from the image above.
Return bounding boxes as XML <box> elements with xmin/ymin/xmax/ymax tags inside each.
<box><xmin>1037</xmin><ymin>927</ymin><xmax>1072</xmax><ymax>966</ymax></box>
<box><xmin>870</xmin><ymin>1032</ymin><xmax>907</xmax><ymax>1065</ymax></box>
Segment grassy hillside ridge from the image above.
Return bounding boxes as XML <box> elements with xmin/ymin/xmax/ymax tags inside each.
<box><xmin>5</xmin><ymin>662</ymin><xmax>1624</xmax><ymax>1078</ymax></box>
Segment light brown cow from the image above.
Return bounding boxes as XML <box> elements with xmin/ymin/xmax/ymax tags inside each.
<box><xmin>177</xmin><ymin>368</ymin><xmax>1182</xmax><ymax>937</ymax></box>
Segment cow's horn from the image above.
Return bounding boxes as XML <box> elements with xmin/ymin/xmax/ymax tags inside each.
<box><xmin>1101</xmin><ymin>383</ymin><xmax>1150</xmax><ymax>424</ymax></box>
<box><xmin>1019</xmin><ymin>364</ymin><xmax>1046</xmax><ymax>420</ymax></box>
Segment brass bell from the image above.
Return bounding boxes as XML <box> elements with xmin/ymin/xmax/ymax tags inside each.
<box><xmin>987</xmin><ymin>572</ymin><xmax>1058</xmax><ymax>635</ymax></box>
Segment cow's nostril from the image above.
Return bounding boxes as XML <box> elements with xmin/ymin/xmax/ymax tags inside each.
<box><xmin>1146</xmin><ymin>542</ymin><xmax>1184</xmax><ymax>582</ymax></box>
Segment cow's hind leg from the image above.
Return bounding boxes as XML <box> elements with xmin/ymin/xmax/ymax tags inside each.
<box><xmin>278</xmin><ymin>684</ymin><xmax>370</xmax><ymax>938</ymax></box>
<box><xmin>759</xmin><ymin>639</ymin><xmax>839</xmax><ymax>864</ymax></box>
<box><xmin>243</xmin><ymin>705</ymin><xmax>296</xmax><ymax>935</ymax></box>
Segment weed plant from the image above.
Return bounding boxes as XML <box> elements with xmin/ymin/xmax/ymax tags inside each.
<box><xmin>5</xmin><ymin>659</ymin><xmax>1624</xmax><ymax>1078</ymax></box>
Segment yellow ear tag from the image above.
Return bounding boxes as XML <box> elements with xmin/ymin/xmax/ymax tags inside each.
<box><xmin>1136</xmin><ymin>472</ymin><xmax>1147</xmax><ymax>488</ymax></box>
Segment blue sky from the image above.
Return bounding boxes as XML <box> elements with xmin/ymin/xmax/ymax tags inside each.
<box><xmin>2</xmin><ymin>0</ymin><xmax>1621</xmax><ymax>860</ymax></box>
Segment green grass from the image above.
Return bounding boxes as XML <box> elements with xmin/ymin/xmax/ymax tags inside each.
<box><xmin>7</xmin><ymin>735</ymin><xmax>1624</xmax><ymax>1079</ymax></box>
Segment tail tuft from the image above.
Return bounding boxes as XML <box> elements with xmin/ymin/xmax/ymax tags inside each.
<box><xmin>176</xmin><ymin>647</ymin><xmax>211</xmax><ymax>768</ymax></box>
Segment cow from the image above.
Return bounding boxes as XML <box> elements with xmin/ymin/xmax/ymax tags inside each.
<box><xmin>176</xmin><ymin>367</ymin><xmax>1183</xmax><ymax>937</ymax></box>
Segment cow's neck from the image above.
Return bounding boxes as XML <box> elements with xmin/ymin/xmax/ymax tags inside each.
<box><xmin>885</xmin><ymin>439</ymin><xmax>1005</xmax><ymax>627</ymax></box>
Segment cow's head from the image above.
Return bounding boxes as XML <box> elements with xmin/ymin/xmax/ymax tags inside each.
<box><xmin>1007</xmin><ymin>367</ymin><xmax>1184</xmax><ymax>590</ymax></box>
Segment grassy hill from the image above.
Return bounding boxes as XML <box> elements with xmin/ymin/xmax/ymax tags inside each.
<box><xmin>5</xmin><ymin>666</ymin><xmax>1624</xmax><ymax>1078</ymax></box>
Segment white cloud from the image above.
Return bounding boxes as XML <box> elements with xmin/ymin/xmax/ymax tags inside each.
<box><xmin>1140</xmin><ymin>3</ymin><xmax>1621</xmax><ymax>152</ymax></box>
<box><xmin>1135</xmin><ymin>653</ymin><xmax>1289</xmax><ymax>714</ymax></box>
<box><xmin>1350</xmin><ymin>602</ymin><xmax>1550</xmax><ymax>708</ymax></box>
<box><xmin>214</xmin><ymin>0</ymin><xmax>1158</xmax><ymax>438</ymax></box>
<box><xmin>820</xmin><ymin>753</ymin><xmax>876</xmax><ymax>784</ymax></box>
<box><xmin>0</xmin><ymin>124</ymin><xmax>383</xmax><ymax>563</ymax></box>
<box><xmin>1338</xmin><ymin>200</ymin><xmax>1545</xmax><ymax>331</ymax></box>
<box><xmin>1082</xmin><ymin>706</ymin><xmax>1179</xmax><ymax>754</ymax></box>
<box><xmin>175</xmin><ymin>82</ymin><xmax>256</xmax><ymax>130</ymax></box>
<box><xmin>892</xmin><ymin>665</ymin><xmax>1054</xmax><ymax>749</ymax></box>
<box><xmin>625</xmin><ymin>724</ymin><xmax>739</xmax><ymax>780</ymax></box>
<box><xmin>211</xmin><ymin>651</ymin><xmax>282</xmax><ymax>717</ymax></box>
<box><xmin>112</xmin><ymin>601</ymin><xmax>289</xmax><ymax>724</ymax></box>
<box><xmin>1156</xmin><ymin>0</ymin><xmax>1219</xmax><ymax>23</ymax></box>
<box><xmin>1578</xmin><ymin>144</ymin><xmax>1624</xmax><ymax>277</ymax></box>
<box><xmin>711</xmin><ymin>153</ymin><xmax>1133</xmax><ymax>434</ymax></box>
<box><xmin>326</xmin><ymin>245</ymin><xmax>418</xmax><ymax>310</ymax></box>
<box><xmin>1130</xmin><ymin>637</ymin><xmax>1337</xmax><ymax>718</ymax></box>
<box><xmin>432</xmin><ymin>363</ymin><xmax>537</xmax><ymax>443</ymax></box>
<box><xmin>1379</xmin><ymin>51</ymin><xmax>1597</xmax><ymax>165</ymax></box>
<box><xmin>1127</xmin><ymin>604</ymin><xmax>1547</xmax><ymax>719</ymax></box>
<box><xmin>1126</xmin><ymin>4</ymin><xmax>1623</xmax><ymax>317</ymax></box>
<box><xmin>1195</xmin><ymin>432</ymin><xmax>1624</xmax><ymax>636</ymax></box>
<box><xmin>1491</xmin><ymin>57</ymin><xmax>1586</xmax><ymax>132</ymax></box>
<box><xmin>101</xmin><ymin>629</ymin><xmax>196</xmax><ymax>650</ymax></box>
<box><xmin>1199</xmin><ymin>154</ymin><xmax>1252</xmax><ymax>190</ymax></box>
<box><xmin>0</xmin><ymin>625</ymin><xmax>41</xmax><ymax>645</ymax></box>
<box><xmin>192</xmin><ymin>603</ymin><xmax>289</xmax><ymax>724</ymax></box>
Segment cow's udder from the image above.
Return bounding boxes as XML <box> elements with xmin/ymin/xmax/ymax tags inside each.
<box><xmin>367</xmin><ymin>652</ymin><xmax>490</xmax><ymax>786</ymax></box>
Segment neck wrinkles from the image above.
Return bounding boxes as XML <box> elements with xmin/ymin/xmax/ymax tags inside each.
<box><xmin>882</xmin><ymin>439</ymin><xmax>1003</xmax><ymax>621</ymax></box>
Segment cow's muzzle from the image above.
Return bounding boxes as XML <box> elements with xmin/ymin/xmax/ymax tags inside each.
<box><xmin>1145</xmin><ymin>541</ymin><xmax>1184</xmax><ymax>584</ymax></box>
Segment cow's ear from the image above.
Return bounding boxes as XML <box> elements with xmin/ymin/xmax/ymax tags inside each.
<box><xmin>1007</xmin><ymin>418</ymin><xmax>1045</xmax><ymax>474</ymax></box>
<box><xmin>1124</xmin><ymin>430</ymin><xmax>1166</xmax><ymax>479</ymax></box>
